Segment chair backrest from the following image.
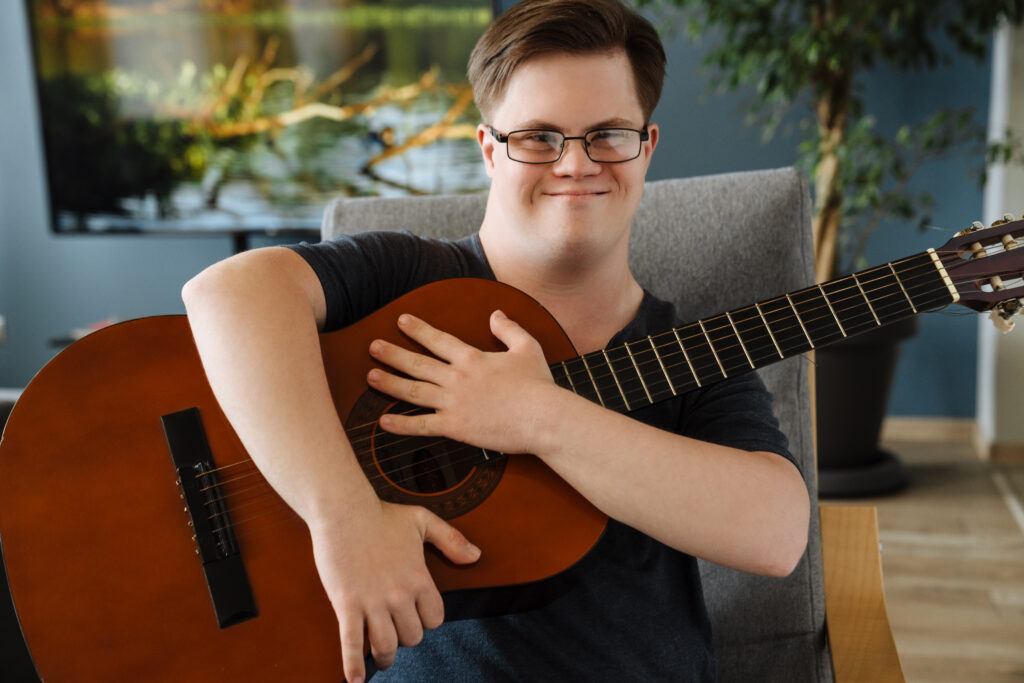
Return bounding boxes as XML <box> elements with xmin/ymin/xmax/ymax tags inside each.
<box><xmin>322</xmin><ymin>168</ymin><xmax>831</xmax><ymax>682</ymax></box>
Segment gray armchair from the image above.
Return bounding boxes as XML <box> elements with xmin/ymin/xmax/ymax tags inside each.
<box><xmin>321</xmin><ymin>168</ymin><xmax>904</xmax><ymax>682</ymax></box>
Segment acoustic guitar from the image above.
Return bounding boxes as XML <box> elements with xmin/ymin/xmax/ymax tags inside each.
<box><xmin>1</xmin><ymin>218</ymin><xmax>1022</xmax><ymax>681</ymax></box>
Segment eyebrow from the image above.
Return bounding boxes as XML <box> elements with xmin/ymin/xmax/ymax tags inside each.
<box><xmin>511</xmin><ymin>117</ymin><xmax>642</xmax><ymax>131</ymax></box>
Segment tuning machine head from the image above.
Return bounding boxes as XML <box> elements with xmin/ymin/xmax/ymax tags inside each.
<box><xmin>957</xmin><ymin>214</ymin><xmax>1018</xmax><ymax>237</ymax></box>
<box><xmin>989</xmin><ymin>297</ymin><xmax>1023</xmax><ymax>333</ymax></box>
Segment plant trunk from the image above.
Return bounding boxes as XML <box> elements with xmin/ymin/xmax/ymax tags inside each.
<box><xmin>810</xmin><ymin>0</ymin><xmax>851</xmax><ymax>282</ymax></box>
<box><xmin>812</xmin><ymin>73</ymin><xmax>850</xmax><ymax>282</ymax></box>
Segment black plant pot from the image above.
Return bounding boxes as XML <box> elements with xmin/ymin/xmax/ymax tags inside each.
<box><xmin>815</xmin><ymin>315</ymin><xmax>919</xmax><ymax>497</ymax></box>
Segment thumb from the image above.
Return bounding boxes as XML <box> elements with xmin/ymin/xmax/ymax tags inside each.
<box><xmin>421</xmin><ymin>512</ymin><xmax>482</xmax><ymax>565</ymax></box>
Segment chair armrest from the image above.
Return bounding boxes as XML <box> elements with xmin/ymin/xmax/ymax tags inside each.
<box><xmin>819</xmin><ymin>504</ymin><xmax>905</xmax><ymax>683</ymax></box>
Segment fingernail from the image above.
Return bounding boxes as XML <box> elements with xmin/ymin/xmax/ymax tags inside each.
<box><xmin>467</xmin><ymin>542</ymin><xmax>481</xmax><ymax>559</ymax></box>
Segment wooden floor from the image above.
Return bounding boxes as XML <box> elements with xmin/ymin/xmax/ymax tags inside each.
<box><xmin>832</xmin><ymin>434</ymin><xmax>1024</xmax><ymax>683</ymax></box>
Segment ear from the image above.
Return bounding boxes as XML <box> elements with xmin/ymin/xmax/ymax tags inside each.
<box><xmin>640</xmin><ymin>123</ymin><xmax>659</xmax><ymax>173</ymax></box>
<box><xmin>478</xmin><ymin>124</ymin><xmax>497</xmax><ymax>179</ymax></box>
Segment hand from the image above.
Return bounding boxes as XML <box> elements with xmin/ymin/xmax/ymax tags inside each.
<box><xmin>366</xmin><ymin>310</ymin><xmax>557</xmax><ymax>455</ymax></box>
<box><xmin>310</xmin><ymin>499</ymin><xmax>481</xmax><ymax>683</ymax></box>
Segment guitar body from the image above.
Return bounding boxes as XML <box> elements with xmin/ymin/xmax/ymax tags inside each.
<box><xmin>0</xmin><ymin>278</ymin><xmax>608</xmax><ymax>681</ymax></box>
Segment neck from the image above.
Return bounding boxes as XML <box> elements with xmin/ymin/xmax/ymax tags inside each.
<box><xmin>479</xmin><ymin>222</ymin><xmax>643</xmax><ymax>352</ymax></box>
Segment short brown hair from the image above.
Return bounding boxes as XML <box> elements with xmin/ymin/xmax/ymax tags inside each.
<box><xmin>467</xmin><ymin>0</ymin><xmax>666</xmax><ymax>123</ymax></box>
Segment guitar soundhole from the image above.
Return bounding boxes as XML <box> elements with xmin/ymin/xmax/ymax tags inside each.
<box><xmin>373</xmin><ymin>429</ymin><xmax>475</xmax><ymax>494</ymax></box>
<box><xmin>345</xmin><ymin>389</ymin><xmax>506</xmax><ymax>519</ymax></box>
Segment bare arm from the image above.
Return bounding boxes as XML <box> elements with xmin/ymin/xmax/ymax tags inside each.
<box><xmin>368</xmin><ymin>311</ymin><xmax>809</xmax><ymax>577</ymax></box>
<box><xmin>182</xmin><ymin>247</ymin><xmax>479</xmax><ymax>683</ymax></box>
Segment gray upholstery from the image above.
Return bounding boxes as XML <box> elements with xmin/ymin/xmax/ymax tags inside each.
<box><xmin>322</xmin><ymin>168</ymin><xmax>831</xmax><ymax>682</ymax></box>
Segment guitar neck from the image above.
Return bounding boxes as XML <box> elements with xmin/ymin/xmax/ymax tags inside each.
<box><xmin>550</xmin><ymin>250</ymin><xmax>958</xmax><ymax>414</ymax></box>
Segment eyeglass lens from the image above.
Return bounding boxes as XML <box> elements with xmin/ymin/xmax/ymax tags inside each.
<box><xmin>507</xmin><ymin>129</ymin><xmax>642</xmax><ymax>163</ymax></box>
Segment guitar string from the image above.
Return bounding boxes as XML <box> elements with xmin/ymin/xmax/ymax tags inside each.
<box><xmin>200</xmin><ymin>281</ymin><xmax>964</xmax><ymax>520</ymax></box>
<box><xmin>196</xmin><ymin>247</ymin><xmax>968</xmax><ymax>490</ymax></box>
<box><xmin>196</xmin><ymin>247</ymin><xmax>996</xmax><ymax>495</ymax></box>
<box><xmin>322</xmin><ymin>248</ymin><xmax>977</xmax><ymax>440</ymax></box>
<box><xmin>258</xmin><ymin>249</ymin><xmax>969</xmax><ymax>458</ymax></box>
<box><xmin>218</xmin><ymin>249</ymin><xmax>960</xmax><ymax>478</ymax></box>
<box><xmin>192</xmin><ymin>245</ymin><xmax>1015</xmax><ymax>511</ymax></box>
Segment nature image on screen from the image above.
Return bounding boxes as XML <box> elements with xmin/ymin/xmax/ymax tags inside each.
<box><xmin>28</xmin><ymin>0</ymin><xmax>493</xmax><ymax>234</ymax></box>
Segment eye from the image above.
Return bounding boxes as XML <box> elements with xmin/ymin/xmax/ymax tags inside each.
<box><xmin>521</xmin><ymin>131</ymin><xmax>561</xmax><ymax>145</ymax></box>
<box><xmin>589</xmin><ymin>129</ymin><xmax>630</xmax><ymax>143</ymax></box>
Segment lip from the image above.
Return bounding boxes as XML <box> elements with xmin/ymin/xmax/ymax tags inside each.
<box><xmin>543</xmin><ymin>190</ymin><xmax>610</xmax><ymax>199</ymax></box>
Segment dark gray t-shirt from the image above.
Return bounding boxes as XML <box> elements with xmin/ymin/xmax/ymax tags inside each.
<box><xmin>288</xmin><ymin>230</ymin><xmax>793</xmax><ymax>682</ymax></box>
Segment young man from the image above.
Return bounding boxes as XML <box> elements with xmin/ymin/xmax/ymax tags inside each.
<box><xmin>183</xmin><ymin>1</ymin><xmax>810</xmax><ymax>680</ymax></box>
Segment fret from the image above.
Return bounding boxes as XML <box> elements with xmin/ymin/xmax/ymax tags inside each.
<box><xmin>647</xmin><ymin>335</ymin><xmax>677</xmax><ymax>397</ymax></box>
<box><xmin>888</xmin><ymin>263</ymin><xmax>917</xmax><ymax>313</ymax></box>
<box><xmin>579</xmin><ymin>353</ymin><xmax>611</xmax><ymax>410</ymax></box>
<box><xmin>624</xmin><ymin>340</ymin><xmax>655</xmax><ymax>404</ymax></box>
<box><xmin>672</xmin><ymin>327</ymin><xmax>702</xmax><ymax>387</ymax></box>
<box><xmin>602</xmin><ymin>342</ymin><xmax>643</xmax><ymax>405</ymax></box>
<box><xmin>726</xmin><ymin>312</ymin><xmax>755</xmax><ymax>369</ymax></box>
<box><xmin>857</xmin><ymin>265</ymin><xmax>914</xmax><ymax>325</ymax></box>
<box><xmin>817</xmin><ymin>284</ymin><xmax>846</xmax><ymax>337</ymax></box>
<box><xmin>759</xmin><ymin>298</ymin><xmax>810</xmax><ymax>356</ymax></box>
<box><xmin>731</xmin><ymin>305</ymin><xmax>784</xmax><ymax>366</ymax></box>
<box><xmin>789</xmin><ymin>287</ymin><xmax>844</xmax><ymax>347</ymax></box>
<box><xmin>699</xmin><ymin>321</ymin><xmax>727</xmax><ymax>378</ymax></box>
<box><xmin>560</xmin><ymin>357</ymin><xmax>600</xmax><ymax>404</ymax></box>
<box><xmin>601</xmin><ymin>349</ymin><xmax>631</xmax><ymax>411</ymax></box>
<box><xmin>556</xmin><ymin>361</ymin><xmax>576</xmax><ymax>393</ymax></box>
<box><xmin>852</xmin><ymin>273</ymin><xmax>881</xmax><ymax>326</ymax></box>
<box><xmin>820</xmin><ymin>277</ymin><xmax>875</xmax><ymax>338</ymax></box>
<box><xmin>701</xmin><ymin>315</ymin><xmax>754</xmax><ymax>378</ymax></box>
<box><xmin>755</xmin><ymin>302</ymin><xmax>785</xmax><ymax>359</ymax></box>
<box><xmin>785</xmin><ymin>294</ymin><xmax>814</xmax><ymax>348</ymax></box>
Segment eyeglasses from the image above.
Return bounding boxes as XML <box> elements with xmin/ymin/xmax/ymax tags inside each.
<box><xmin>488</xmin><ymin>126</ymin><xmax>649</xmax><ymax>164</ymax></box>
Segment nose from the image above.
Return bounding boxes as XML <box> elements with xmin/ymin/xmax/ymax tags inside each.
<box><xmin>553</xmin><ymin>138</ymin><xmax>600</xmax><ymax>176</ymax></box>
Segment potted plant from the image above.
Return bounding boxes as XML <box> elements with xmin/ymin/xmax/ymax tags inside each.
<box><xmin>636</xmin><ymin>0</ymin><xmax>1024</xmax><ymax>495</ymax></box>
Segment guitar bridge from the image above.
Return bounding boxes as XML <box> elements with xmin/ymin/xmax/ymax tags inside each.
<box><xmin>162</xmin><ymin>407</ymin><xmax>257</xmax><ymax>629</ymax></box>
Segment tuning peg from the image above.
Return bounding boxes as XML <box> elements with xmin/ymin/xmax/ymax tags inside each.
<box><xmin>990</xmin><ymin>298</ymin><xmax>1023</xmax><ymax>334</ymax></box>
<box><xmin>957</xmin><ymin>220</ymin><xmax>986</xmax><ymax>236</ymax></box>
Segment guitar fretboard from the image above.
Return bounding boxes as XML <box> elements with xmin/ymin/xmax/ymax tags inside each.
<box><xmin>550</xmin><ymin>251</ymin><xmax>956</xmax><ymax>414</ymax></box>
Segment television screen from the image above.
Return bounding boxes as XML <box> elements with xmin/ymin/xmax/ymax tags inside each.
<box><xmin>26</xmin><ymin>0</ymin><xmax>494</xmax><ymax>235</ymax></box>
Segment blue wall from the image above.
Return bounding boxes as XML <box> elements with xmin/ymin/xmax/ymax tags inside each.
<box><xmin>0</xmin><ymin>1</ymin><xmax>990</xmax><ymax>417</ymax></box>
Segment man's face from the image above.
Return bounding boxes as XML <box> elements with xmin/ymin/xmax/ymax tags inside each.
<box><xmin>478</xmin><ymin>50</ymin><xmax>659</xmax><ymax>267</ymax></box>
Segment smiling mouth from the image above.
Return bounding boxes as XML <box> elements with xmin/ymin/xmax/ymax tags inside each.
<box><xmin>545</xmin><ymin>191</ymin><xmax>609</xmax><ymax>198</ymax></box>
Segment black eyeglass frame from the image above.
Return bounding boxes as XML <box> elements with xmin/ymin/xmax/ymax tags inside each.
<box><xmin>488</xmin><ymin>125</ymin><xmax>650</xmax><ymax>164</ymax></box>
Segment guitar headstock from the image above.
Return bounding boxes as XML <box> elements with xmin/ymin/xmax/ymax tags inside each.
<box><xmin>939</xmin><ymin>215</ymin><xmax>1024</xmax><ymax>332</ymax></box>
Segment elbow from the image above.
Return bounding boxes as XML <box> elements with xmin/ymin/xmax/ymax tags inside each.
<box><xmin>763</xmin><ymin>526</ymin><xmax>809</xmax><ymax>578</ymax></box>
<box><xmin>755</xmin><ymin>469</ymin><xmax>811</xmax><ymax>578</ymax></box>
<box><xmin>182</xmin><ymin>262</ymin><xmax>228</xmax><ymax>315</ymax></box>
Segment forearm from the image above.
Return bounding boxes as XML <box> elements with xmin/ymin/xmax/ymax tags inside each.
<box><xmin>182</xmin><ymin>247</ymin><xmax>377</xmax><ymax>526</ymax></box>
<box><xmin>530</xmin><ymin>386</ymin><xmax>810</xmax><ymax>577</ymax></box>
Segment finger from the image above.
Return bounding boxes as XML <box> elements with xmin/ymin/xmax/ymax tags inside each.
<box><xmin>421</xmin><ymin>510</ymin><xmax>481</xmax><ymax>565</ymax></box>
<box><xmin>489</xmin><ymin>309</ymin><xmax>541</xmax><ymax>354</ymax></box>
<box><xmin>339</xmin><ymin>611</ymin><xmax>367</xmax><ymax>683</ymax></box>
<box><xmin>369</xmin><ymin>338</ymin><xmax>449</xmax><ymax>384</ymax></box>
<box><xmin>417</xmin><ymin>587</ymin><xmax>446</xmax><ymax>631</ymax></box>
<box><xmin>377</xmin><ymin>407</ymin><xmax>439</xmax><ymax>437</ymax></box>
<box><xmin>367</xmin><ymin>368</ymin><xmax>442</xmax><ymax>408</ymax></box>
<box><xmin>391</xmin><ymin>600</ymin><xmax>425</xmax><ymax>648</ymax></box>
<box><xmin>397</xmin><ymin>314</ymin><xmax>473</xmax><ymax>362</ymax></box>
<box><xmin>366</xmin><ymin>609</ymin><xmax>399</xmax><ymax>671</ymax></box>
